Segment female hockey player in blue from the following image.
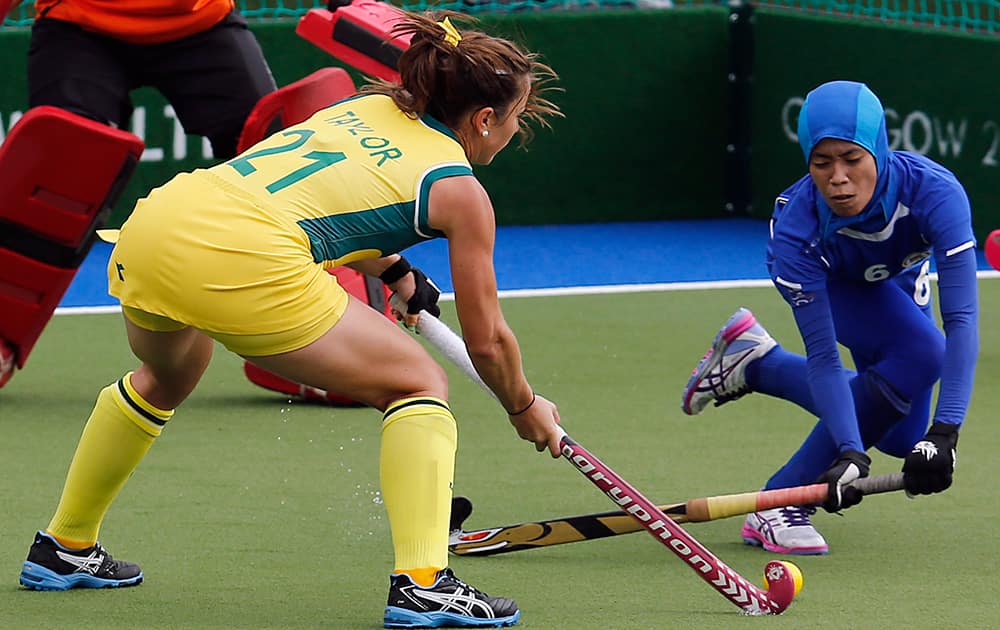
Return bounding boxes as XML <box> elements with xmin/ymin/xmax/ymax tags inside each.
<box><xmin>681</xmin><ymin>80</ymin><xmax>978</xmax><ymax>554</ymax></box>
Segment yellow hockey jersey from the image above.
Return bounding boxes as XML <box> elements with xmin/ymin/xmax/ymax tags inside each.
<box><xmin>206</xmin><ymin>93</ymin><xmax>473</xmax><ymax>267</ymax></box>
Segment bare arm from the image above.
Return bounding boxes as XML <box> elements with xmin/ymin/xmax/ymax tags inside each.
<box><xmin>429</xmin><ymin>176</ymin><xmax>526</xmax><ymax>409</ymax></box>
<box><xmin>428</xmin><ymin>176</ymin><xmax>562</xmax><ymax>456</ymax></box>
<box><xmin>345</xmin><ymin>257</ymin><xmax>399</xmax><ymax>278</ymax></box>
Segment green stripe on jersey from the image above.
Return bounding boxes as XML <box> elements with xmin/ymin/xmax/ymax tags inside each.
<box><xmin>298</xmin><ymin>202</ymin><xmax>423</xmax><ymax>263</ymax></box>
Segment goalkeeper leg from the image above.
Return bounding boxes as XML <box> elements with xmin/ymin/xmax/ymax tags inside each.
<box><xmin>0</xmin><ymin>107</ymin><xmax>142</xmax><ymax>388</ymax></box>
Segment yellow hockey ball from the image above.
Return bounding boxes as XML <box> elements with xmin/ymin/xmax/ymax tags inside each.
<box><xmin>764</xmin><ymin>560</ymin><xmax>803</xmax><ymax>597</ymax></box>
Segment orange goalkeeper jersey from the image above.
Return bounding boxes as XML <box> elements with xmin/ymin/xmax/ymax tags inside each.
<box><xmin>34</xmin><ymin>0</ymin><xmax>234</xmax><ymax>44</ymax></box>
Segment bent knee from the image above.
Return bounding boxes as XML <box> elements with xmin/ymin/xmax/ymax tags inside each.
<box><xmin>413</xmin><ymin>356</ymin><xmax>449</xmax><ymax>397</ymax></box>
<box><xmin>374</xmin><ymin>356</ymin><xmax>449</xmax><ymax>410</ymax></box>
<box><xmin>895</xmin><ymin>340</ymin><xmax>944</xmax><ymax>393</ymax></box>
<box><xmin>878</xmin><ymin>327</ymin><xmax>944</xmax><ymax>397</ymax></box>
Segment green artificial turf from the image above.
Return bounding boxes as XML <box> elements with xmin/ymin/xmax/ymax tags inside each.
<box><xmin>1</xmin><ymin>282</ymin><xmax>998</xmax><ymax>628</ymax></box>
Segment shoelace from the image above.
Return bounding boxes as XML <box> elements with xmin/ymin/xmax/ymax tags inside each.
<box><xmin>440</xmin><ymin>569</ymin><xmax>487</xmax><ymax>597</ymax></box>
<box><xmin>714</xmin><ymin>384</ymin><xmax>750</xmax><ymax>406</ymax></box>
<box><xmin>777</xmin><ymin>506</ymin><xmax>817</xmax><ymax>527</ymax></box>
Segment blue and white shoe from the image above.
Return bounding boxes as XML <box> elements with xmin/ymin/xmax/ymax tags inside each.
<box><xmin>384</xmin><ymin>568</ymin><xmax>520</xmax><ymax>628</ymax></box>
<box><xmin>681</xmin><ymin>307</ymin><xmax>777</xmax><ymax>415</ymax></box>
<box><xmin>19</xmin><ymin>531</ymin><xmax>143</xmax><ymax>591</ymax></box>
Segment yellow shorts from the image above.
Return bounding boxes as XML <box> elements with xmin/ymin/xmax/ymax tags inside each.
<box><xmin>109</xmin><ymin>171</ymin><xmax>349</xmax><ymax>356</ymax></box>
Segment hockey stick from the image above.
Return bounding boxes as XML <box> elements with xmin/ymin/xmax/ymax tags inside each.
<box><xmin>403</xmin><ymin>305</ymin><xmax>796</xmax><ymax>614</ymax></box>
<box><xmin>557</xmin><ymin>429</ymin><xmax>795</xmax><ymax>614</ymax></box>
<box><xmin>449</xmin><ymin>473</ymin><xmax>904</xmax><ymax>555</ymax></box>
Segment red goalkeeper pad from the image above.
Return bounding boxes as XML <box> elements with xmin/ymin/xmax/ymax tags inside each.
<box><xmin>0</xmin><ymin>106</ymin><xmax>144</xmax><ymax>368</ymax></box>
<box><xmin>1</xmin><ymin>0</ymin><xmax>15</xmax><ymax>22</ymax></box>
<box><xmin>244</xmin><ymin>267</ymin><xmax>393</xmax><ymax>406</ymax></box>
<box><xmin>244</xmin><ymin>361</ymin><xmax>367</xmax><ymax>406</ymax></box>
<box><xmin>237</xmin><ymin>67</ymin><xmax>357</xmax><ymax>154</ymax></box>
<box><xmin>295</xmin><ymin>2</ymin><xmax>411</xmax><ymax>82</ymax></box>
<box><xmin>0</xmin><ymin>106</ymin><xmax>143</xmax><ymax>249</ymax></box>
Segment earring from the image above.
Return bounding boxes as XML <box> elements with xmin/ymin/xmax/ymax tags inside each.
<box><xmin>481</xmin><ymin>130</ymin><xmax>489</xmax><ymax>137</ymax></box>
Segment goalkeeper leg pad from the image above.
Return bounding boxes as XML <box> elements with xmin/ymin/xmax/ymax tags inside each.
<box><xmin>0</xmin><ymin>106</ymin><xmax>143</xmax><ymax>376</ymax></box>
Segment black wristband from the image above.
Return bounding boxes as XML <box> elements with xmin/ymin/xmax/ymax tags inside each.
<box><xmin>379</xmin><ymin>256</ymin><xmax>412</xmax><ymax>285</ymax></box>
<box><xmin>507</xmin><ymin>393</ymin><xmax>536</xmax><ymax>416</ymax></box>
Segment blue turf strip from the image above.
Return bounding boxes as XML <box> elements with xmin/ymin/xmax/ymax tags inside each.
<box><xmin>61</xmin><ymin>218</ymin><xmax>994</xmax><ymax>308</ymax></box>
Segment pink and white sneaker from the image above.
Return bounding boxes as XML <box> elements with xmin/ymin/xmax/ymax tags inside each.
<box><xmin>680</xmin><ymin>307</ymin><xmax>776</xmax><ymax>415</ymax></box>
<box><xmin>742</xmin><ymin>506</ymin><xmax>829</xmax><ymax>555</ymax></box>
<box><xmin>0</xmin><ymin>339</ymin><xmax>15</xmax><ymax>389</ymax></box>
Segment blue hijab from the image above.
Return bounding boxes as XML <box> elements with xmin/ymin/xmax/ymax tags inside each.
<box><xmin>796</xmin><ymin>81</ymin><xmax>897</xmax><ymax>238</ymax></box>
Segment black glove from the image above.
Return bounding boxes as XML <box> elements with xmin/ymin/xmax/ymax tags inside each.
<box><xmin>902</xmin><ymin>422</ymin><xmax>959</xmax><ymax>495</ymax></box>
<box><xmin>817</xmin><ymin>449</ymin><xmax>870</xmax><ymax>512</ymax></box>
<box><xmin>380</xmin><ymin>256</ymin><xmax>441</xmax><ymax>319</ymax></box>
<box><xmin>404</xmin><ymin>266</ymin><xmax>441</xmax><ymax>318</ymax></box>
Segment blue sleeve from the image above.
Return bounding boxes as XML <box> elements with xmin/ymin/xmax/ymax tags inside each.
<box><xmin>912</xmin><ymin>156</ymin><xmax>978</xmax><ymax>428</ymax></box>
<box><xmin>788</xmin><ymin>287</ymin><xmax>865</xmax><ymax>452</ymax></box>
<box><xmin>932</xmin><ymin>245</ymin><xmax>978</xmax><ymax>427</ymax></box>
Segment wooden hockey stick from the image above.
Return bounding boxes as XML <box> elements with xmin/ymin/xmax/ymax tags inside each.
<box><xmin>449</xmin><ymin>473</ymin><xmax>904</xmax><ymax>555</ymax></box>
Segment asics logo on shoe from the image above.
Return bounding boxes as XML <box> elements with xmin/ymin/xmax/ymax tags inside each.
<box><xmin>698</xmin><ymin>348</ymin><xmax>754</xmax><ymax>402</ymax></box>
<box><xmin>681</xmin><ymin>308</ymin><xmax>776</xmax><ymax>415</ymax></box>
<box><xmin>400</xmin><ymin>584</ymin><xmax>497</xmax><ymax>618</ymax></box>
<box><xmin>56</xmin><ymin>549</ymin><xmax>105</xmax><ymax>575</ymax></box>
<box><xmin>911</xmin><ymin>440</ymin><xmax>939</xmax><ymax>460</ymax></box>
<box><xmin>703</xmin><ymin>350</ymin><xmax>749</xmax><ymax>388</ymax></box>
<box><xmin>742</xmin><ymin>507</ymin><xmax>828</xmax><ymax>555</ymax></box>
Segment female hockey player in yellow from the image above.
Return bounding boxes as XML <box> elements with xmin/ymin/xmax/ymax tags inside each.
<box><xmin>18</xmin><ymin>12</ymin><xmax>563</xmax><ymax>629</ymax></box>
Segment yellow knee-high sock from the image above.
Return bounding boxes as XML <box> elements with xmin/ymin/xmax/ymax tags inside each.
<box><xmin>47</xmin><ymin>372</ymin><xmax>173</xmax><ymax>548</ymax></box>
<box><xmin>380</xmin><ymin>397</ymin><xmax>457</xmax><ymax>586</ymax></box>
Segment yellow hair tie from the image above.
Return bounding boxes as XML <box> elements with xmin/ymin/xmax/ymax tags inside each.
<box><xmin>437</xmin><ymin>17</ymin><xmax>462</xmax><ymax>47</ymax></box>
